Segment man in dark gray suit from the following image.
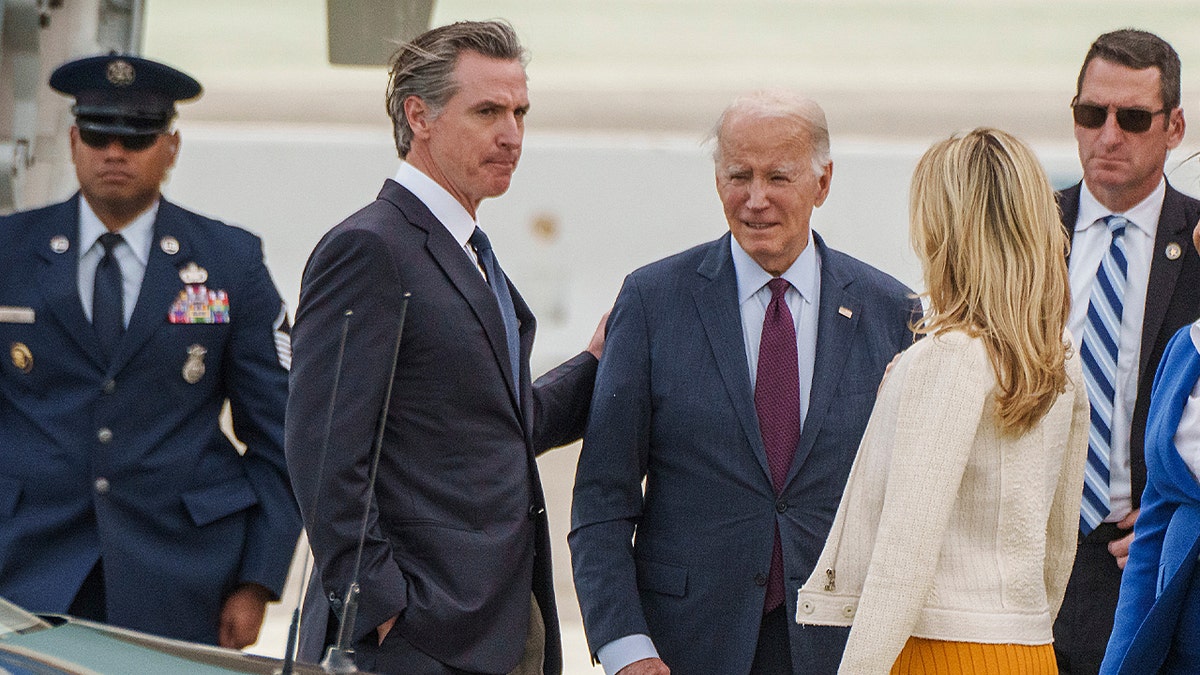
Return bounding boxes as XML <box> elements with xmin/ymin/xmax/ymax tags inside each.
<box><xmin>570</xmin><ymin>91</ymin><xmax>919</xmax><ymax>675</ymax></box>
<box><xmin>286</xmin><ymin>20</ymin><xmax>603</xmax><ymax>675</ymax></box>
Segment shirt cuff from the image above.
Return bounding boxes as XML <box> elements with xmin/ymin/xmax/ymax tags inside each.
<box><xmin>597</xmin><ymin>634</ymin><xmax>659</xmax><ymax>675</ymax></box>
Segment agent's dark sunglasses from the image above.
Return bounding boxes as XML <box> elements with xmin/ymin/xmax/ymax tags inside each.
<box><xmin>78</xmin><ymin>129</ymin><xmax>160</xmax><ymax>152</ymax></box>
<box><xmin>1071</xmin><ymin>103</ymin><xmax>1169</xmax><ymax>133</ymax></box>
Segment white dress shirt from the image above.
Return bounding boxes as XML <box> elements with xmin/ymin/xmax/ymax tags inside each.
<box><xmin>77</xmin><ymin>196</ymin><xmax>156</xmax><ymax>326</ymax></box>
<box><xmin>1067</xmin><ymin>179</ymin><xmax>1165</xmax><ymax>522</ymax></box>
<box><xmin>394</xmin><ymin>162</ymin><xmax>486</xmax><ymax>277</ymax></box>
<box><xmin>597</xmin><ymin>232</ymin><xmax>823</xmax><ymax>674</ymax></box>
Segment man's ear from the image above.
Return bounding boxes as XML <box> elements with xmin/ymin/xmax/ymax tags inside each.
<box><xmin>404</xmin><ymin>96</ymin><xmax>431</xmax><ymax>141</ymax></box>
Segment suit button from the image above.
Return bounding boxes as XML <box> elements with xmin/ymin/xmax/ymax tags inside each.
<box><xmin>528</xmin><ymin>505</ymin><xmax>544</xmax><ymax>518</ymax></box>
<box><xmin>754</xmin><ymin>573</ymin><xmax>767</xmax><ymax>586</ymax></box>
<box><xmin>94</xmin><ymin>477</ymin><xmax>110</xmax><ymax>495</ymax></box>
<box><xmin>775</xmin><ymin>501</ymin><xmax>788</xmax><ymax>513</ymax></box>
<box><xmin>96</xmin><ymin>427</ymin><xmax>113</xmax><ymax>444</ymax></box>
<box><xmin>102</xmin><ymin>379</ymin><xmax>116</xmax><ymax>394</ymax></box>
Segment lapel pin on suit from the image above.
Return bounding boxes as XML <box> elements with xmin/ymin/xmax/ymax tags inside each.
<box><xmin>160</xmin><ymin>236</ymin><xmax>180</xmax><ymax>255</ymax></box>
<box><xmin>839</xmin><ymin>306</ymin><xmax>853</xmax><ymax>319</ymax></box>
<box><xmin>49</xmin><ymin>236</ymin><xmax>69</xmax><ymax>253</ymax></box>
<box><xmin>1166</xmin><ymin>242</ymin><xmax>1182</xmax><ymax>260</ymax></box>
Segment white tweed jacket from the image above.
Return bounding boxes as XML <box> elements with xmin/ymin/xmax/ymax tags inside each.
<box><xmin>796</xmin><ymin>330</ymin><xmax>1089</xmax><ymax>674</ymax></box>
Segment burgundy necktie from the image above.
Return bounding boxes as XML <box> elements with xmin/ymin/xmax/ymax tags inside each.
<box><xmin>755</xmin><ymin>277</ymin><xmax>800</xmax><ymax>614</ymax></box>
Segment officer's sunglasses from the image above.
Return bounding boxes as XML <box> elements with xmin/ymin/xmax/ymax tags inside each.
<box><xmin>1071</xmin><ymin>102</ymin><xmax>1169</xmax><ymax>133</ymax></box>
<box><xmin>78</xmin><ymin>129</ymin><xmax>160</xmax><ymax>152</ymax></box>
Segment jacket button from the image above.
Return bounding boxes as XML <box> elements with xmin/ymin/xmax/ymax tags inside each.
<box><xmin>775</xmin><ymin>501</ymin><xmax>788</xmax><ymax>513</ymax></box>
<box><xmin>528</xmin><ymin>504</ymin><xmax>544</xmax><ymax>518</ymax></box>
<box><xmin>94</xmin><ymin>477</ymin><xmax>110</xmax><ymax>495</ymax></box>
<box><xmin>799</xmin><ymin>600</ymin><xmax>814</xmax><ymax>614</ymax></box>
<box><xmin>96</xmin><ymin>427</ymin><xmax>113</xmax><ymax>444</ymax></box>
<box><xmin>102</xmin><ymin>379</ymin><xmax>116</xmax><ymax>394</ymax></box>
<box><xmin>754</xmin><ymin>573</ymin><xmax>767</xmax><ymax>587</ymax></box>
<box><xmin>842</xmin><ymin>604</ymin><xmax>855</xmax><ymax>618</ymax></box>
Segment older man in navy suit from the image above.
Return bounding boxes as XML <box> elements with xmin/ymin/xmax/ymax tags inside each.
<box><xmin>286</xmin><ymin>20</ymin><xmax>604</xmax><ymax>675</ymax></box>
<box><xmin>0</xmin><ymin>55</ymin><xmax>300</xmax><ymax>648</ymax></box>
<box><xmin>569</xmin><ymin>91</ymin><xmax>920</xmax><ymax>675</ymax></box>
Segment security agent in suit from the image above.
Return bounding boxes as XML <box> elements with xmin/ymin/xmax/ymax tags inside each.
<box><xmin>569</xmin><ymin>91</ymin><xmax>920</xmax><ymax>675</ymax></box>
<box><xmin>285</xmin><ymin>21</ymin><xmax>604</xmax><ymax>675</ymax></box>
<box><xmin>1053</xmin><ymin>30</ymin><xmax>1200</xmax><ymax>674</ymax></box>
<box><xmin>0</xmin><ymin>55</ymin><xmax>301</xmax><ymax>648</ymax></box>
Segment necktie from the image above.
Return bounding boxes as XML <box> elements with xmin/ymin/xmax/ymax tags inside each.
<box><xmin>1079</xmin><ymin>215</ymin><xmax>1128</xmax><ymax>535</ymax></box>
<box><xmin>755</xmin><ymin>278</ymin><xmax>800</xmax><ymax>613</ymax></box>
<box><xmin>470</xmin><ymin>227</ymin><xmax>521</xmax><ymax>402</ymax></box>
<box><xmin>93</xmin><ymin>232</ymin><xmax>126</xmax><ymax>359</ymax></box>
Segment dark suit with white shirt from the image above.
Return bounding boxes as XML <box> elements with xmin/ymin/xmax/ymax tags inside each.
<box><xmin>287</xmin><ymin>179</ymin><xmax>597</xmax><ymax>674</ymax></box>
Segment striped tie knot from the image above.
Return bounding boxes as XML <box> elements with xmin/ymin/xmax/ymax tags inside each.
<box><xmin>1105</xmin><ymin>215</ymin><xmax>1128</xmax><ymax>238</ymax></box>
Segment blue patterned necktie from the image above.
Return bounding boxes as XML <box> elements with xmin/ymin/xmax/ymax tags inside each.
<box><xmin>755</xmin><ymin>277</ymin><xmax>800</xmax><ymax>613</ymax></box>
<box><xmin>1079</xmin><ymin>215</ymin><xmax>1128</xmax><ymax>535</ymax></box>
<box><xmin>470</xmin><ymin>227</ymin><xmax>521</xmax><ymax>403</ymax></box>
<box><xmin>93</xmin><ymin>232</ymin><xmax>126</xmax><ymax>360</ymax></box>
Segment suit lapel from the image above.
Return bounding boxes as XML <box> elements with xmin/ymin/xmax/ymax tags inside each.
<box><xmin>109</xmin><ymin>201</ymin><xmax>191</xmax><ymax>375</ymax></box>
<box><xmin>1139</xmin><ymin>183</ymin><xmax>1192</xmax><ymax>380</ymax></box>
<box><xmin>692</xmin><ymin>233</ymin><xmax>771</xmax><ymax>480</ymax></box>
<box><xmin>382</xmin><ymin>181</ymin><xmax>522</xmax><ymax>414</ymax></box>
<box><xmin>34</xmin><ymin>197</ymin><xmax>106</xmax><ymax>367</ymax></box>
<box><xmin>789</xmin><ymin>237</ymin><xmax>859</xmax><ymax>484</ymax></box>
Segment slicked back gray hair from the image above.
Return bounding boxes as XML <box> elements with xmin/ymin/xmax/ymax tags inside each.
<box><xmin>386</xmin><ymin>20</ymin><xmax>528</xmax><ymax>158</ymax></box>
<box><xmin>711</xmin><ymin>90</ymin><xmax>832</xmax><ymax>178</ymax></box>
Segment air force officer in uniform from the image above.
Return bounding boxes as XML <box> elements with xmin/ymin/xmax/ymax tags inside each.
<box><xmin>0</xmin><ymin>55</ymin><xmax>300</xmax><ymax>648</ymax></box>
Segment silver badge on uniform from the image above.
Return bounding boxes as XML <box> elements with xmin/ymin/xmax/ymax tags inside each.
<box><xmin>1166</xmin><ymin>242</ymin><xmax>1183</xmax><ymax>260</ymax></box>
<box><xmin>182</xmin><ymin>344</ymin><xmax>206</xmax><ymax>384</ymax></box>
<box><xmin>179</xmin><ymin>261</ymin><xmax>208</xmax><ymax>284</ymax></box>
<box><xmin>160</xmin><ymin>236</ymin><xmax>180</xmax><ymax>255</ymax></box>
<box><xmin>50</xmin><ymin>236</ymin><xmax>69</xmax><ymax>254</ymax></box>
<box><xmin>106</xmin><ymin>59</ymin><xmax>135</xmax><ymax>86</ymax></box>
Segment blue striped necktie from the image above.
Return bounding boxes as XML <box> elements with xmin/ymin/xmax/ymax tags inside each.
<box><xmin>1079</xmin><ymin>215</ymin><xmax>1128</xmax><ymax>535</ymax></box>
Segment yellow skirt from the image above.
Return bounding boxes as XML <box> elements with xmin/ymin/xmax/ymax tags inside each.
<box><xmin>890</xmin><ymin>636</ymin><xmax>1057</xmax><ymax>675</ymax></box>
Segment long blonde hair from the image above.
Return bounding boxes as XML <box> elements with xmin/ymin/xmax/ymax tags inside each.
<box><xmin>910</xmin><ymin>127</ymin><xmax>1071</xmax><ymax>435</ymax></box>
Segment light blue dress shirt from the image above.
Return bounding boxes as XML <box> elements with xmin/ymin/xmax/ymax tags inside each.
<box><xmin>76</xmin><ymin>196</ymin><xmax>156</xmax><ymax>327</ymax></box>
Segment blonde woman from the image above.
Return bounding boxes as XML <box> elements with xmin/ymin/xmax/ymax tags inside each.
<box><xmin>796</xmin><ymin>128</ymin><xmax>1090</xmax><ymax>674</ymax></box>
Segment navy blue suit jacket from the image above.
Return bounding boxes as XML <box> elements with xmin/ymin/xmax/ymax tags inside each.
<box><xmin>286</xmin><ymin>180</ymin><xmax>596</xmax><ymax>673</ymax></box>
<box><xmin>569</xmin><ymin>232</ymin><xmax>919</xmax><ymax>674</ymax></box>
<box><xmin>0</xmin><ymin>195</ymin><xmax>300</xmax><ymax>644</ymax></box>
<box><xmin>1102</xmin><ymin>327</ymin><xmax>1200</xmax><ymax>674</ymax></box>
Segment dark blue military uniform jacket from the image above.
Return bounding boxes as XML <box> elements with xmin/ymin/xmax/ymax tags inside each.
<box><xmin>0</xmin><ymin>194</ymin><xmax>300</xmax><ymax>644</ymax></box>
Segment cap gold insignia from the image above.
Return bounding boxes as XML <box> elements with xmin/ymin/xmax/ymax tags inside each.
<box><xmin>160</xmin><ymin>236</ymin><xmax>180</xmax><ymax>255</ymax></box>
<box><xmin>106</xmin><ymin>59</ymin><xmax>135</xmax><ymax>87</ymax></box>
<box><xmin>182</xmin><ymin>344</ymin><xmax>206</xmax><ymax>384</ymax></box>
<box><xmin>1166</xmin><ymin>242</ymin><xmax>1183</xmax><ymax>260</ymax></box>
<box><xmin>49</xmin><ymin>235</ymin><xmax>69</xmax><ymax>254</ymax></box>
<box><xmin>10</xmin><ymin>342</ymin><xmax>32</xmax><ymax>373</ymax></box>
<box><xmin>179</xmin><ymin>261</ymin><xmax>208</xmax><ymax>284</ymax></box>
<box><xmin>838</xmin><ymin>306</ymin><xmax>853</xmax><ymax>319</ymax></box>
